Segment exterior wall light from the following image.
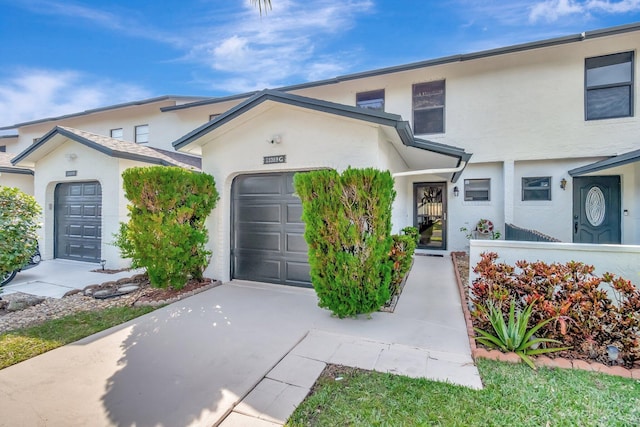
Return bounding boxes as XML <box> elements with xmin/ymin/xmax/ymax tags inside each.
<box><xmin>269</xmin><ymin>135</ymin><xmax>282</xmax><ymax>144</ymax></box>
<box><xmin>453</xmin><ymin>186</ymin><xmax>459</xmax><ymax>197</ymax></box>
<box><xmin>560</xmin><ymin>178</ymin><xmax>567</xmax><ymax>190</ymax></box>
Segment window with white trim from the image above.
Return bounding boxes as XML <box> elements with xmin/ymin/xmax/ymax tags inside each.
<box><xmin>585</xmin><ymin>51</ymin><xmax>633</xmax><ymax>120</ymax></box>
<box><xmin>522</xmin><ymin>177</ymin><xmax>551</xmax><ymax>201</ymax></box>
<box><xmin>110</xmin><ymin>128</ymin><xmax>123</xmax><ymax>140</ymax></box>
<box><xmin>135</xmin><ymin>125</ymin><xmax>149</xmax><ymax>144</ymax></box>
<box><xmin>413</xmin><ymin>80</ymin><xmax>445</xmax><ymax>134</ymax></box>
<box><xmin>356</xmin><ymin>89</ymin><xmax>385</xmax><ymax>111</ymax></box>
<box><xmin>464</xmin><ymin>178</ymin><xmax>490</xmax><ymax>201</ymax></box>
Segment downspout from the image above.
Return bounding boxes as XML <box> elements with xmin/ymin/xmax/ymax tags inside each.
<box><xmin>391</xmin><ymin>161</ymin><xmax>467</xmax><ymax>178</ymax></box>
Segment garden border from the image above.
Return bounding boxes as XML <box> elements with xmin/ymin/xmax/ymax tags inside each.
<box><xmin>451</xmin><ymin>252</ymin><xmax>640</xmax><ymax>380</ymax></box>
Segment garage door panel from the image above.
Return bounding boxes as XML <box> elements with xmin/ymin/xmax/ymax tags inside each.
<box><xmin>236</xmin><ymin>230</ymin><xmax>281</xmax><ymax>251</ymax></box>
<box><xmin>55</xmin><ymin>181</ymin><xmax>102</xmax><ymax>262</ymax></box>
<box><xmin>235</xmin><ymin>255</ymin><xmax>281</xmax><ymax>281</ymax></box>
<box><xmin>238</xmin><ymin>203</ymin><xmax>281</xmax><ymax>223</ymax></box>
<box><xmin>286</xmin><ymin>204</ymin><xmax>303</xmax><ymax>224</ymax></box>
<box><xmin>286</xmin><ymin>232</ymin><xmax>307</xmax><ymax>254</ymax></box>
<box><xmin>83</xmin><ymin>204</ymin><xmax>99</xmax><ymax>217</ymax></box>
<box><xmin>232</xmin><ymin>172</ymin><xmax>311</xmax><ymax>287</ymax></box>
<box><xmin>237</xmin><ymin>175</ymin><xmax>282</xmax><ymax>195</ymax></box>
<box><xmin>286</xmin><ymin>261</ymin><xmax>312</xmax><ymax>284</ymax></box>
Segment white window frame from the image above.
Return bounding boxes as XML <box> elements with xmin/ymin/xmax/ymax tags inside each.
<box><xmin>464</xmin><ymin>178</ymin><xmax>490</xmax><ymax>201</ymax></box>
<box><xmin>412</xmin><ymin>80</ymin><xmax>445</xmax><ymax>134</ymax></box>
<box><xmin>585</xmin><ymin>51</ymin><xmax>634</xmax><ymax>120</ymax></box>
<box><xmin>356</xmin><ymin>89</ymin><xmax>385</xmax><ymax>111</ymax></box>
<box><xmin>522</xmin><ymin>176</ymin><xmax>552</xmax><ymax>201</ymax></box>
<box><xmin>110</xmin><ymin>128</ymin><xmax>123</xmax><ymax>140</ymax></box>
<box><xmin>135</xmin><ymin>125</ymin><xmax>149</xmax><ymax>144</ymax></box>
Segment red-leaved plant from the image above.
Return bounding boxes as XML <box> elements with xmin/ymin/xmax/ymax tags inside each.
<box><xmin>470</xmin><ymin>252</ymin><xmax>640</xmax><ymax>366</ymax></box>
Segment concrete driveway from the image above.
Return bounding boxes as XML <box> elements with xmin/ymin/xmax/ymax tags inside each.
<box><xmin>0</xmin><ymin>255</ymin><xmax>480</xmax><ymax>426</ymax></box>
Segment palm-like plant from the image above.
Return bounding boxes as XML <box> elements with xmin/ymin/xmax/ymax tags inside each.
<box><xmin>474</xmin><ymin>300</ymin><xmax>570</xmax><ymax>369</ymax></box>
<box><xmin>250</xmin><ymin>0</ymin><xmax>272</xmax><ymax>14</ymax></box>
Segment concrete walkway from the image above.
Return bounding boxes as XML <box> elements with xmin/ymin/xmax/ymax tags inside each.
<box><xmin>0</xmin><ymin>255</ymin><xmax>481</xmax><ymax>427</ymax></box>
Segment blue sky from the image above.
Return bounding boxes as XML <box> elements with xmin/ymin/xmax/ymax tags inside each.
<box><xmin>1</xmin><ymin>0</ymin><xmax>640</xmax><ymax>126</ymax></box>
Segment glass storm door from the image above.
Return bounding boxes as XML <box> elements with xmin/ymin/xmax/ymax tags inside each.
<box><xmin>572</xmin><ymin>176</ymin><xmax>621</xmax><ymax>244</ymax></box>
<box><xmin>414</xmin><ymin>183</ymin><xmax>447</xmax><ymax>250</ymax></box>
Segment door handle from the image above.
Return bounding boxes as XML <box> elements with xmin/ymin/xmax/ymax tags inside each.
<box><xmin>574</xmin><ymin>222</ymin><xmax>578</xmax><ymax>234</ymax></box>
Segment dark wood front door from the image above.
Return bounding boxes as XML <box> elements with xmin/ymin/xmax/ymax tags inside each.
<box><xmin>572</xmin><ymin>176</ymin><xmax>621</xmax><ymax>244</ymax></box>
<box><xmin>414</xmin><ymin>182</ymin><xmax>447</xmax><ymax>250</ymax></box>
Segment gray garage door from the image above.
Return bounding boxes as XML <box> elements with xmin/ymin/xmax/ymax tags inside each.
<box><xmin>54</xmin><ymin>181</ymin><xmax>102</xmax><ymax>262</ymax></box>
<box><xmin>232</xmin><ymin>172</ymin><xmax>311</xmax><ymax>287</ymax></box>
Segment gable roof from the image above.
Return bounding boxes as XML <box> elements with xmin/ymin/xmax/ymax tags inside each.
<box><xmin>12</xmin><ymin>126</ymin><xmax>200</xmax><ymax>171</ymax></box>
<box><xmin>162</xmin><ymin>22</ymin><xmax>640</xmax><ymax>113</ymax></box>
<box><xmin>569</xmin><ymin>148</ymin><xmax>640</xmax><ymax>176</ymax></box>
<box><xmin>172</xmin><ymin>89</ymin><xmax>471</xmax><ymax>182</ymax></box>
<box><xmin>0</xmin><ymin>95</ymin><xmax>205</xmax><ymax>131</ymax></box>
<box><xmin>0</xmin><ymin>152</ymin><xmax>33</xmax><ymax>175</ymax></box>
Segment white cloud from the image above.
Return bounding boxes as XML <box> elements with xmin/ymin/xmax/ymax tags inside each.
<box><xmin>11</xmin><ymin>0</ymin><xmax>375</xmax><ymax>93</ymax></box>
<box><xmin>185</xmin><ymin>0</ymin><xmax>374</xmax><ymax>92</ymax></box>
<box><xmin>0</xmin><ymin>69</ymin><xmax>151</xmax><ymax>126</ymax></box>
<box><xmin>529</xmin><ymin>0</ymin><xmax>640</xmax><ymax>22</ymax></box>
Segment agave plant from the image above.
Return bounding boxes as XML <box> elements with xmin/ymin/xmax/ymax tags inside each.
<box><xmin>474</xmin><ymin>300</ymin><xmax>570</xmax><ymax>369</ymax></box>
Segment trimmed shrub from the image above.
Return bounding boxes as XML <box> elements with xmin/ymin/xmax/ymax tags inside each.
<box><xmin>470</xmin><ymin>252</ymin><xmax>640</xmax><ymax>366</ymax></box>
<box><xmin>115</xmin><ymin>167</ymin><xmax>218</xmax><ymax>289</ymax></box>
<box><xmin>294</xmin><ymin>168</ymin><xmax>395</xmax><ymax>317</ymax></box>
<box><xmin>0</xmin><ymin>187</ymin><xmax>41</xmax><ymax>278</ymax></box>
<box><xmin>389</xmin><ymin>233</ymin><xmax>416</xmax><ymax>296</ymax></box>
<box><xmin>401</xmin><ymin>226</ymin><xmax>420</xmax><ymax>246</ymax></box>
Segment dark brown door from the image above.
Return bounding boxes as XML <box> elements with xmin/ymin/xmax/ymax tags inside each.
<box><xmin>414</xmin><ymin>182</ymin><xmax>447</xmax><ymax>250</ymax></box>
<box><xmin>54</xmin><ymin>181</ymin><xmax>102</xmax><ymax>262</ymax></box>
<box><xmin>572</xmin><ymin>176</ymin><xmax>621</xmax><ymax>244</ymax></box>
<box><xmin>231</xmin><ymin>172</ymin><xmax>311</xmax><ymax>287</ymax></box>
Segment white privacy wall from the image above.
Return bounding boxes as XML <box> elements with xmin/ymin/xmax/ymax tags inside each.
<box><xmin>469</xmin><ymin>240</ymin><xmax>640</xmax><ymax>287</ymax></box>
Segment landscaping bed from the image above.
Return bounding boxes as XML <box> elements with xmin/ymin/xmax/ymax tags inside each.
<box><xmin>452</xmin><ymin>252</ymin><xmax>640</xmax><ymax>378</ymax></box>
<box><xmin>0</xmin><ymin>274</ymin><xmax>219</xmax><ymax>334</ymax></box>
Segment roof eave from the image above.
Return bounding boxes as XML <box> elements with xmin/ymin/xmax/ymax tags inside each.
<box><xmin>569</xmin><ymin>149</ymin><xmax>640</xmax><ymax>176</ymax></box>
<box><xmin>0</xmin><ymin>166</ymin><xmax>33</xmax><ymax>175</ymax></box>
<box><xmin>0</xmin><ymin>95</ymin><xmax>205</xmax><ymax>130</ymax></box>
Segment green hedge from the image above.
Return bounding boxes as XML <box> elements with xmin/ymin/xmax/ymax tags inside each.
<box><xmin>115</xmin><ymin>167</ymin><xmax>218</xmax><ymax>289</ymax></box>
<box><xmin>0</xmin><ymin>187</ymin><xmax>41</xmax><ymax>277</ymax></box>
<box><xmin>389</xmin><ymin>231</ymin><xmax>417</xmax><ymax>296</ymax></box>
<box><xmin>294</xmin><ymin>168</ymin><xmax>395</xmax><ymax>317</ymax></box>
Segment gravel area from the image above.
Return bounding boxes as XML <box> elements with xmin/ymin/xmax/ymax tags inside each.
<box><xmin>0</xmin><ymin>276</ymin><xmax>219</xmax><ymax>334</ymax></box>
<box><xmin>0</xmin><ymin>289</ymin><xmax>144</xmax><ymax>334</ymax></box>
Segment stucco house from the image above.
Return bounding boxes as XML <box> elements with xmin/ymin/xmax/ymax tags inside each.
<box><xmin>2</xmin><ymin>23</ymin><xmax>639</xmax><ymax>287</ymax></box>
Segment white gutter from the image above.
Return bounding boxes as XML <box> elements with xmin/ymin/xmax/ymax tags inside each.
<box><xmin>392</xmin><ymin>161</ymin><xmax>467</xmax><ymax>177</ymax></box>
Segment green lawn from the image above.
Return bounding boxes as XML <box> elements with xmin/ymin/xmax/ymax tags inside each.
<box><xmin>288</xmin><ymin>359</ymin><xmax>640</xmax><ymax>426</ymax></box>
<box><xmin>0</xmin><ymin>306</ymin><xmax>156</xmax><ymax>369</ymax></box>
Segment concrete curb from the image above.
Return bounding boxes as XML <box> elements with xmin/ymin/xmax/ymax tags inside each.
<box><xmin>450</xmin><ymin>252</ymin><xmax>640</xmax><ymax>380</ymax></box>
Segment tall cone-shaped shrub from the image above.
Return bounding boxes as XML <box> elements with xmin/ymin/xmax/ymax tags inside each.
<box><xmin>115</xmin><ymin>166</ymin><xmax>218</xmax><ymax>289</ymax></box>
<box><xmin>294</xmin><ymin>168</ymin><xmax>395</xmax><ymax>317</ymax></box>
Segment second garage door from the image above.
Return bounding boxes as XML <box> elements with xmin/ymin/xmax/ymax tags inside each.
<box><xmin>232</xmin><ymin>172</ymin><xmax>311</xmax><ymax>287</ymax></box>
<box><xmin>54</xmin><ymin>181</ymin><xmax>102</xmax><ymax>262</ymax></box>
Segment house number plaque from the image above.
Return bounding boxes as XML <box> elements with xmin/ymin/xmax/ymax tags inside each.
<box><xmin>263</xmin><ymin>155</ymin><xmax>286</xmax><ymax>165</ymax></box>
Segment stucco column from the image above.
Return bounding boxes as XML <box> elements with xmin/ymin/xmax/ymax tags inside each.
<box><xmin>503</xmin><ymin>160</ymin><xmax>515</xmax><ymax>225</ymax></box>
